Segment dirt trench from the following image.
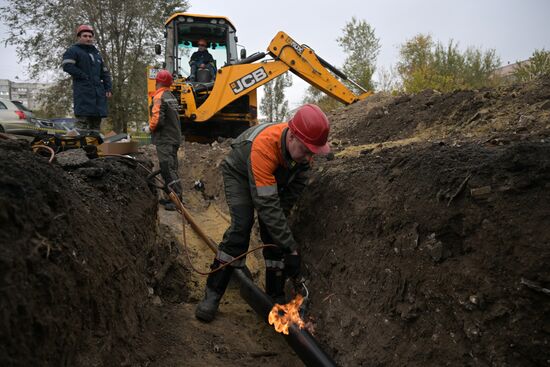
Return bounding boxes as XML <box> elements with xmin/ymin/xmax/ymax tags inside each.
<box><xmin>1</xmin><ymin>75</ymin><xmax>549</xmax><ymax>367</ymax></box>
<box><xmin>0</xmin><ymin>139</ymin><xmax>301</xmax><ymax>366</ymax></box>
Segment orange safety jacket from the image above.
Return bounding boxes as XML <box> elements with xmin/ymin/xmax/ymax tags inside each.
<box><xmin>149</xmin><ymin>87</ymin><xmax>181</xmax><ymax>146</ymax></box>
<box><xmin>223</xmin><ymin>122</ymin><xmax>310</xmax><ymax>252</ymax></box>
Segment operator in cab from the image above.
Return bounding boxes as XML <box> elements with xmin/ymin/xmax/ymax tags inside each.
<box><xmin>195</xmin><ymin>104</ymin><xmax>331</xmax><ymax>323</ymax></box>
<box><xmin>188</xmin><ymin>38</ymin><xmax>216</xmax><ymax>82</ymax></box>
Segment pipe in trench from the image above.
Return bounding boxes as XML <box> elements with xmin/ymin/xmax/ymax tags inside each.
<box><xmin>174</xmin><ymin>198</ymin><xmax>337</xmax><ymax>366</ymax></box>
<box><xmin>235</xmin><ymin>269</ymin><xmax>337</xmax><ymax>367</ymax></box>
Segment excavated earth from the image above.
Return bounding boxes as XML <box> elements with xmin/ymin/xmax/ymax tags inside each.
<box><xmin>1</xmin><ymin>75</ymin><xmax>549</xmax><ymax>366</ymax></box>
<box><xmin>0</xmin><ymin>142</ymin><xmax>159</xmax><ymax>366</ymax></box>
<box><xmin>0</xmin><ymin>139</ymin><xmax>299</xmax><ymax>366</ymax></box>
<box><xmin>291</xmin><ymin>76</ymin><xmax>550</xmax><ymax>366</ymax></box>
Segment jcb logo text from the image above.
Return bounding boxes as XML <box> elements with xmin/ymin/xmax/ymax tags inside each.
<box><xmin>231</xmin><ymin>67</ymin><xmax>268</xmax><ymax>94</ymax></box>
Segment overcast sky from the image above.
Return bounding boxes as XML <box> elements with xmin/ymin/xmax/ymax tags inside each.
<box><xmin>1</xmin><ymin>0</ymin><xmax>549</xmax><ymax>108</ymax></box>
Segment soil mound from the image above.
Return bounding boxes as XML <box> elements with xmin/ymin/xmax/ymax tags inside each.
<box><xmin>290</xmin><ymin>77</ymin><xmax>550</xmax><ymax>366</ymax></box>
<box><xmin>0</xmin><ymin>140</ymin><xmax>160</xmax><ymax>366</ymax></box>
<box><xmin>330</xmin><ymin>76</ymin><xmax>550</xmax><ymax>146</ymax></box>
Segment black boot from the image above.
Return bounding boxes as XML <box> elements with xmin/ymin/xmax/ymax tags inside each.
<box><xmin>265</xmin><ymin>268</ymin><xmax>286</xmax><ymax>305</ymax></box>
<box><xmin>163</xmin><ymin>202</ymin><xmax>177</xmax><ymax>211</ymax></box>
<box><xmin>159</xmin><ymin>197</ymin><xmax>171</xmax><ymax>205</ymax></box>
<box><xmin>195</xmin><ymin>260</ymin><xmax>234</xmax><ymax>322</ymax></box>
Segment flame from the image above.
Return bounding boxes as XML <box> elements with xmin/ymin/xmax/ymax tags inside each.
<box><xmin>268</xmin><ymin>294</ymin><xmax>305</xmax><ymax>335</ymax></box>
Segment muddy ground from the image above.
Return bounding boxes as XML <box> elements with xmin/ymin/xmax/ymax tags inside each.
<box><xmin>1</xmin><ymin>76</ymin><xmax>549</xmax><ymax>366</ymax></box>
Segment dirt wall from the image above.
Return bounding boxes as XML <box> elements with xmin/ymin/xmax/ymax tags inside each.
<box><xmin>290</xmin><ymin>77</ymin><xmax>550</xmax><ymax>366</ymax></box>
<box><xmin>0</xmin><ymin>140</ymin><xmax>158</xmax><ymax>366</ymax></box>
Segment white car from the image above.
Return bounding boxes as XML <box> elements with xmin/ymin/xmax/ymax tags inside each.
<box><xmin>0</xmin><ymin>98</ymin><xmax>36</xmax><ymax>133</ymax></box>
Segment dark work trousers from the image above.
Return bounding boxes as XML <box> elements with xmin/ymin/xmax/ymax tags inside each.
<box><xmin>156</xmin><ymin>143</ymin><xmax>182</xmax><ymax>196</ymax></box>
<box><xmin>75</xmin><ymin>116</ymin><xmax>102</xmax><ymax>132</ymax></box>
<box><xmin>216</xmin><ymin>161</ymin><xmax>284</xmax><ymax>268</ymax></box>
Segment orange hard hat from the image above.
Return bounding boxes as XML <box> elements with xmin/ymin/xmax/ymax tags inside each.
<box><xmin>288</xmin><ymin>104</ymin><xmax>330</xmax><ymax>154</ymax></box>
<box><xmin>155</xmin><ymin>70</ymin><xmax>173</xmax><ymax>86</ymax></box>
<box><xmin>76</xmin><ymin>24</ymin><xmax>94</xmax><ymax>37</ymax></box>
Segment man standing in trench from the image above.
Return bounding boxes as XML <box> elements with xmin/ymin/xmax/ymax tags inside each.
<box><xmin>147</xmin><ymin>70</ymin><xmax>183</xmax><ymax>211</ymax></box>
<box><xmin>62</xmin><ymin>24</ymin><xmax>112</xmax><ymax>133</ymax></box>
<box><xmin>195</xmin><ymin>104</ymin><xmax>331</xmax><ymax>322</ymax></box>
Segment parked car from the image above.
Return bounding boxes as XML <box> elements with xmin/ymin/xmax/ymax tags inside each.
<box><xmin>11</xmin><ymin>100</ymin><xmax>35</xmax><ymax>120</ymax></box>
<box><xmin>0</xmin><ymin>98</ymin><xmax>36</xmax><ymax>133</ymax></box>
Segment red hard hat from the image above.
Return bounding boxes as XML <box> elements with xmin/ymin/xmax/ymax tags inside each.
<box><xmin>155</xmin><ymin>70</ymin><xmax>173</xmax><ymax>86</ymax></box>
<box><xmin>76</xmin><ymin>25</ymin><xmax>94</xmax><ymax>37</ymax></box>
<box><xmin>288</xmin><ymin>104</ymin><xmax>330</xmax><ymax>154</ymax></box>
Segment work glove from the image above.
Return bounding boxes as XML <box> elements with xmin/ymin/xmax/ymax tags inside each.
<box><xmin>284</xmin><ymin>252</ymin><xmax>301</xmax><ymax>279</ymax></box>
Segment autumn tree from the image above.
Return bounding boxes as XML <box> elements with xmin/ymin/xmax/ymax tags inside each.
<box><xmin>260</xmin><ymin>73</ymin><xmax>293</xmax><ymax>122</ymax></box>
<box><xmin>0</xmin><ymin>0</ymin><xmax>188</xmax><ymax>132</ymax></box>
<box><xmin>303</xmin><ymin>17</ymin><xmax>379</xmax><ymax>111</ymax></box>
<box><xmin>376</xmin><ymin>66</ymin><xmax>401</xmax><ymax>93</ymax></box>
<box><xmin>302</xmin><ymin>86</ymin><xmax>343</xmax><ymax>113</ymax></box>
<box><xmin>513</xmin><ymin>49</ymin><xmax>550</xmax><ymax>82</ymax></box>
<box><xmin>337</xmin><ymin>17</ymin><xmax>380</xmax><ymax>93</ymax></box>
<box><xmin>397</xmin><ymin>34</ymin><xmax>500</xmax><ymax>93</ymax></box>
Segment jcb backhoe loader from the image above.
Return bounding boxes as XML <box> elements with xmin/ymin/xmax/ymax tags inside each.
<box><xmin>147</xmin><ymin>12</ymin><xmax>372</xmax><ymax>141</ymax></box>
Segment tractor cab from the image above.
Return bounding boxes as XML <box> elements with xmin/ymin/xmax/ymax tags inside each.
<box><xmin>164</xmin><ymin>13</ymin><xmax>240</xmax><ymax>83</ymax></box>
<box><xmin>148</xmin><ymin>13</ymin><xmax>257</xmax><ymax>141</ymax></box>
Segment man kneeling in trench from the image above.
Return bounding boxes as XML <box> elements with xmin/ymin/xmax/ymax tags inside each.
<box><xmin>195</xmin><ymin>104</ymin><xmax>331</xmax><ymax>322</ymax></box>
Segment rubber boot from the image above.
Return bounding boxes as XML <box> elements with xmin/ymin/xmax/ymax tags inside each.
<box><xmin>159</xmin><ymin>197</ymin><xmax>171</xmax><ymax>205</ymax></box>
<box><xmin>195</xmin><ymin>260</ymin><xmax>234</xmax><ymax>322</ymax></box>
<box><xmin>265</xmin><ymin>268</ymin><xmax>286</xmax><ymax>305</ymax></box>
<box><xmin>163</xmin><ymin>202</ymin><xmax>177</xmax><ymax>211</ymax></box>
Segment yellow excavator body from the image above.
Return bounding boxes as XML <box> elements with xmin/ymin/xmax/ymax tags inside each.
<box><xmin>147</xmin><ymin>13</ymin><xmax>371</xmax><ymax>141</ymax></box>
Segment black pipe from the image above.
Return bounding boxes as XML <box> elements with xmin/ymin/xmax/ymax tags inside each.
<box><xmin>234</xmin><ymin>51</ymin><xmax>267</xmax><ymax>65</ymax></box>
<box><xmin>316</xmin><ymin>53</ymin><xmax>370</xmax><ymax>94</ymax></box>
<box><xmin>175</xmin><ymin>208</ymin><xmax>337</xmax><ymax>366</ymax></box>
<box><xmin>234</xmin><ymin>269</ymin><xmax>337</xmax><ymax>367</ymax></box>
<box><xmin>316</xmin><ymin>55</ymin><xmax>348</xmax><ymax>81</ymax></box>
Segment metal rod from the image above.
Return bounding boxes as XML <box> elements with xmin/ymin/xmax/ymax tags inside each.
<box><xmin>170</xmin><ymin>192</ymin><xmax>218</xmax><ymax>252</ymax></box>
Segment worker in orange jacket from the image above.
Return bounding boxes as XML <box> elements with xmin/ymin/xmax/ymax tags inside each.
<box><xmin>195</xmin><ymin>104</ymin><xmax>331</xmax><ymax>322</ymax></box>
<box><xmin>148</xmin><ymin>70</ymin><xmax>182</xmax><ymax>210</ymax></box>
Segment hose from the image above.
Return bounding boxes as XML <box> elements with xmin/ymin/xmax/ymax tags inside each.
<box><xmin>32</xmin><ymin>145</ymin><xmax>56</xmax><ymax>164</ymax></box>
<box><xmin>168</xmin><ymin>190</ymin><xmax>277</xmax><ymax>275</ymax></box>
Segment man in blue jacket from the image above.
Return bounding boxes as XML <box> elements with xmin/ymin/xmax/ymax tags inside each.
<box><xmin>62</xmin><ymin>25</ymin><xmax>112</xmax><ymax>133</ymax></box>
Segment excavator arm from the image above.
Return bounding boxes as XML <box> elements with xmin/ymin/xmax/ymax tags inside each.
<box><xmin>185</xmin><ymin>31</ymin><xmax>372</xmax><ymax>122</ymax></box>
<box><xmin>267</xmin><ymin>31</ymin><xmax>372</xmax><ymax>104</ymax></box>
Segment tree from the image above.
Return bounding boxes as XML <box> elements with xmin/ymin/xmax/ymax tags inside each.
<box><xmin>302</xmin><ymin>86</ymin><xmax>343</xmax><ymax>113</ymax></box>
<box><xmin>376</xmin><ymin>66</ymin><xmax>401</xmax><ymax>93</ymax></box>
<box><xmin>260</xmin><ymin>73</ymin><xmax>293</xmax><ymax>122</ymax></box>
<box><xmin>336</xmin><ymin>17</ymin><xmax>381</xmax><ymax>93</ymax></box>
<box><xmin>33</xmin><ymin>78</ymin><xmax>74</xmax><ymax>118</ymax></box>
<box><xmin>0</xmin><ymin>0</ymin><xmax>188</xmax><ymax>132</ymax></box>
<box><xmin>397</xmin><ymin>33</ymin><xmax>500</xmax><ymax>93</ymax></box>
<box><xmin>513</xmin><ymin>49</ymin><xmax>550</xmax><ymax>82</ymax></box>
<box><xmin>301</xmin><ymin>17</ymin><xmax>380</xmax><ymax>112</ymax></box>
